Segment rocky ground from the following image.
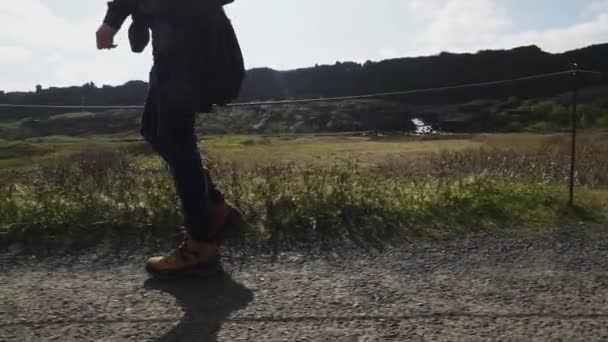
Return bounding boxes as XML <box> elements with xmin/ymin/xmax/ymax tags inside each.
<box><xmin>3</xmin><ymin>235</ymin><xmax>608</xmax><ymax>341</ymax></box>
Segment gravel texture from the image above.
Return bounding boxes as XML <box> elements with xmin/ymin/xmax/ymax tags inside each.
<box><xmin>2</xmin><ymin>236</ymin><xmax>608</xmax><ymax>341</ymax></box>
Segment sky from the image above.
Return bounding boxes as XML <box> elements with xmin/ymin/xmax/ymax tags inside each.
<box><xmin>0</xmin><ymin>0</ymin><xmax>607</xmax><ymax>92</ymax></box>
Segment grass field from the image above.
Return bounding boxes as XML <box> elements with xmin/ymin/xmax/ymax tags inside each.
<box><xmin>1</xmin><ymin>132</ymin><xmax>608</xmax><ymax>253</ymax></box>
<box><xmin>0</xmin><ymin>132</ymin><xmax>590</xmax><ymax>168</ymax></box>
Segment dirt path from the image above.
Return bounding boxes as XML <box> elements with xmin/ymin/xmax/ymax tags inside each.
<box><xmin>2</xmin><ymin>237</ymin><xmax>608</xmax><ymax>341</ymax></box>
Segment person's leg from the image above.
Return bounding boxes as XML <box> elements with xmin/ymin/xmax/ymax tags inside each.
<box><xmin>156</xmin><ymin>111</ymin><xmax>211</xmax><ymax>242</ymax></box>
<box><xmin>142</xmin><ymin>66</ymin><xmax>226</xmax><ymax>242</ymax></box>
<box><xmin>140</xmin><ymin>65</ymin><xmax>221</xmax><ymax>277</ymax></box>
<box><xmin>142</xmin><ymin>69</ymin><xmax>225</xmax><ymax>209</ymax></box>
<box><xmin>142</xmin><ymin>64</ymin><xmax>246</xmax><ymax>277</ymax></box>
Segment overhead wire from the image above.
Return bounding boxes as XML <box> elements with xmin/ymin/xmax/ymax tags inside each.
<box><xmin>0</xmin><ymin>69</ymin><xmax>585</xmax><ymax>110</ymax></box>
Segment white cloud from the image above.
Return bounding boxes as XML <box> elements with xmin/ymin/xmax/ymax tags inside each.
<box><xmin>0</xmin><ymin>0</ymin><xmax>89</xmax><ymax>51</ymax></box>
<box><xmin>0</xmin><ymin>46</ymin><xmax>33</xmax><ymax>65</ymax></box>
<box><xmin>401</xmin><ymin>0</ymin><xmax>608</xmax><ymax>57</ymax></box>
<box><xmin>0</xmin><ymin>0</ymin><xmax>151</xmax><ymax>92</ymax></box>
<box><xmin>498</xmin><ymin>13</ymin><xmax>608</xmax><ymax>53</ymax></box>
<box><xmin>582</xmin><ymin>0</ymin><xmax>608</xmax><ymax>18</ymax></box>
<box><xmin>415</xmin><ymin>0</ymin><xmax>511</xmax><ymax>52</ymax></box>
<box><xmin>0</xmin><ymin>0</ymin><xmax>606</xmax><ymax>92</ymax></box>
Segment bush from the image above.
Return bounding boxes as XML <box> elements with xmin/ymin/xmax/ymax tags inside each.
<box><xmin>1</xmin><ymin>145</ymin><xmax>607</xmax><ymax>252</ymax></box>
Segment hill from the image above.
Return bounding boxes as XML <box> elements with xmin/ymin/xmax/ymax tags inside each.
<box><xmin>0</xmin><ymin>44</ymin><xmax>607</xmax><ymax>138</ymax></box>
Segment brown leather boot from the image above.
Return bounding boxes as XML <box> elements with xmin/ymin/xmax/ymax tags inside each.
<box><xmin>146</xmin><ymin>232</ymin><xmax>221</xmax><ymax>278</ymax></box>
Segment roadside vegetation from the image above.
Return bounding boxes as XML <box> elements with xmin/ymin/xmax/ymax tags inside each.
<box><xmin>1</xmin><ymin>133</ymin><xmax>607</xmax><ymax>253</ymax></box>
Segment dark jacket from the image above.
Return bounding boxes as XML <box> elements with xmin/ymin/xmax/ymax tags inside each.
<box><xmin>103</xmin><ymin>0</ymin><xmax>235</xmax><ymax>31</ymax></box>
<box><xmin>103</xmin><ymin>0</ymin><xmax>136</xmax><ymax>31</ymax></box>
<box><xmin>103</xmin><ymin>0</ymin><xmax>244</xmax><ymax>109</ymax></box>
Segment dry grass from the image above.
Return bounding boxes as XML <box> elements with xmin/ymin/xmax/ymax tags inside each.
<box><xmin>3</xmin><ymin>132</ymin><xmax>606</xmax><ymax>170</ymax></box>
<box><xmin>201</xmin><ymin>134</ymin><xmax>483</xmax><ymax>167</ymax></box>
<box><xmin>1</xmin><ymin>132</ymin><xmax>608</xmax><ymax>252</ymax></box>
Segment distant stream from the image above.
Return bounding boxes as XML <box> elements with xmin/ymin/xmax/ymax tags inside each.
<box><xmin>411</xmin><ymin>118</ymin><xmax>437</xmax><ymax>135</ymax></box>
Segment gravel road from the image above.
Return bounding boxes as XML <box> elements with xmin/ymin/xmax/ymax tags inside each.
<box><xmin>2</xmin><ymin>236</ymin><xmax>608</xmax><ymax>341</ymax></box>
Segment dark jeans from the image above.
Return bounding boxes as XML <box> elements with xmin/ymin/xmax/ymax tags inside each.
<box><xmin>141</xmin><ymin>65</ymin><xmax>224</xmax><ymax>242</ymax></box>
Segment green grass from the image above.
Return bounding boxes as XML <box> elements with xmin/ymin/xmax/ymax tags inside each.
<box><xmin>0</xmin><ymin>136</ymin><xmax>148</xmax><ymax>169</ymax></box>
<box><xmin>49</xmin><ymin>112</ymin><xmax>98</xmax><ymax>120</ymax></box>
<box><xmin>0</xmin><ymin>119</ymin><xmax>28</xmax><ymax>129</ymax></box>
<box><xmin>4</xmin><ymin>131</ymin><xmax>603</xmax><ymax>169</ymax></box>
<box><xmin>1</xmin><ymin>155</ymin><xmax>604</xmax><ymax>250</ymax></box>
<box><xmin>1</xmin><ymin>132</ymin><xmax>608</xmax><ymax>253</ymax></box>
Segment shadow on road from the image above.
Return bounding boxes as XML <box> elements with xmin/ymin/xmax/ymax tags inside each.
<box><xmin>144</xmin><ymin>272</ymin><xmax>253</xmax><ymax>342</ymax></box>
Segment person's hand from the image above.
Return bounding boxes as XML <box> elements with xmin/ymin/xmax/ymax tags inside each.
<box><xmin>96</xmin><ymin>23</ymin><xmax>118</xmax><ymax>50</ymax></box>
